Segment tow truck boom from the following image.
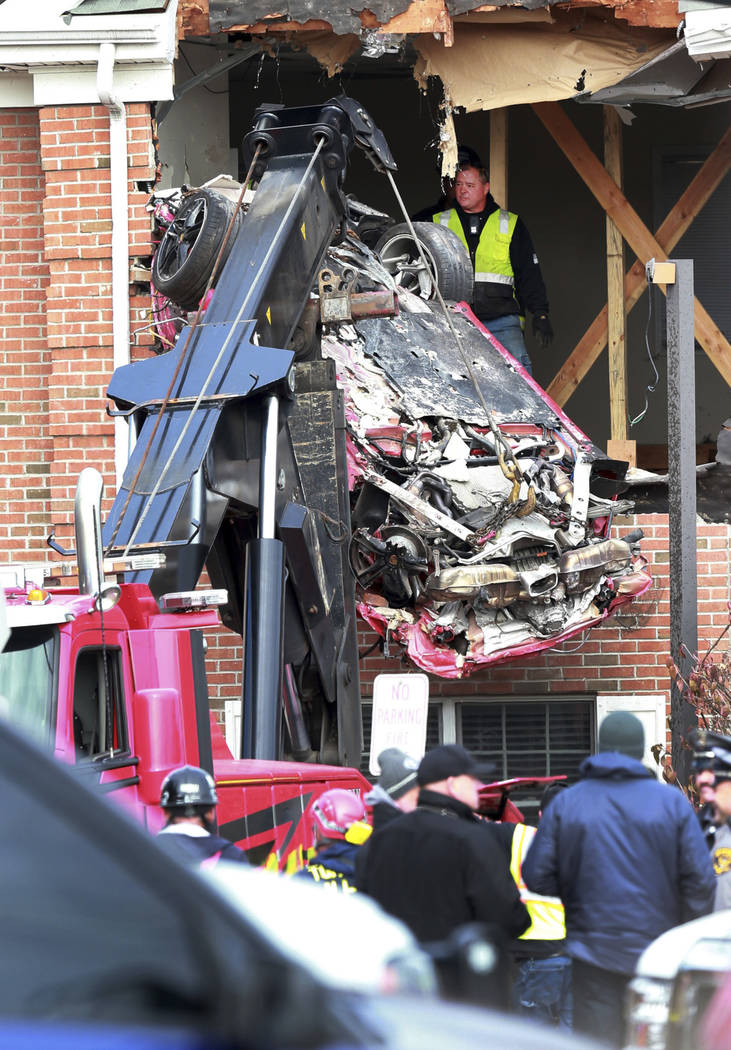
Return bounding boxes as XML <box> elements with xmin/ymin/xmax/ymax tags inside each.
<box><xmin>101</xmin><ymin>98</ymin><xmax>397</xmax><ymax>766</ymax></box>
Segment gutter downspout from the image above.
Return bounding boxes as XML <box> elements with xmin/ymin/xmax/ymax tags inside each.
<box><xmin>97</xmin><ymin>42</ymin><xmax>130</xmax><ymax>488</ymax></box>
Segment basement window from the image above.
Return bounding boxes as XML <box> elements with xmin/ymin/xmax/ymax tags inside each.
<box><xmin>360</xmin><ymin>695</ymin><xmax>595</xmax><ymax>823</ymax></box>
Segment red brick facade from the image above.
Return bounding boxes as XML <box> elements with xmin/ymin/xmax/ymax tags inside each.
<box><xmin>1</xmin><ymin>103</ymin><xmax>729</xmax><ymax>755</ymax></box>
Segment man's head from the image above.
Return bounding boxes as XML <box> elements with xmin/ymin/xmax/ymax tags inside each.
<box><xmin>704</xmin><ymin>733</ymin><xmax>731</xmax><ymax>818</ymax></box>
<box><xmin>455</xmin><ymin>165</ymin><xmax>490</xmax><ymax>214</ymax></box>
<box><xmin>439</xmin><ymin>146</ymin><xmax>483</xmax><ymax>204</ymax></box>
<box><xmin>692</xmin><ymin>747</ymin><xmax>717</xmax><ymax>805</ymax></box>
<box><xmin>417</xmin><ymin>744</ymin><xmax>494</xmax><ymax>811</ymax></box>
<box><xmin>309</xmin><ymin>788</ymin><xmax>369</xmax><ymax>850</ymax></box>
<box><xmin>598</xmin><ymin>711</ymin><xmax>645</xmax><ymax>761</ymax></box>
<box><xmin>713</xmin><ymin>762</ymin><xmax>731</xmax><ymax>819</ymax></box>
<box><xmin>160</xmin><ymin>764</ymin><xmax>218</xmax><ymax>831</ymax></box>
<box><xmin>376</xmin><ymin>747</ymin><xmax>420</xmax><ymax>812</ymax></box>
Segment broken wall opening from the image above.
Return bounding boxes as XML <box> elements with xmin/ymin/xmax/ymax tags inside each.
<box><xmin>156</xmin><ymin>36</ymin><xmax>731</xmax><ymax>460</ymax></box>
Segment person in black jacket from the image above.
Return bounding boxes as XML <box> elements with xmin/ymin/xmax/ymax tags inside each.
<box><xmin>354</xmin><ymin>748</ymin><xmax>420</xmax><ymax>888</ymax></box>
<box><xmin>522</xmin><ymin>712</ymin><xmax>715</xmax><ymax>1048</ymax></box>
<box><xmin>357</xmin><ymin>744</ymin><xmax>530</xmax><ymax>1001</ymax></box>
<box><xmin>155</xmin><ymin>764</ymin><xmax>248</xmax><ymax>867</ymax></box>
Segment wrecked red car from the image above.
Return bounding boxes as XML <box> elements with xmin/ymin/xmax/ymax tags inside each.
<box><xmin>147</xmin><ymin>172</ymin><xmax>651</xmax><ymax>683</ymax></box>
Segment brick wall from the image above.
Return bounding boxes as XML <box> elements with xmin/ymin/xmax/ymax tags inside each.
<box><xmin>0</xmin><ymin>103</ymin><xmax>155</xmax><ymax>566</ymax></box>
<box><xmin>0</xmin><ymin>109</ymin><xmax>51</xmax><ymax>562</ymax></box>
<box><xmin>38</xmin><ymin>103</ymin><xmax>156</xmax><ymax>543</ymax></box>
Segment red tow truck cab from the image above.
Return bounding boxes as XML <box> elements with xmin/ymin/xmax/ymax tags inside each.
<box><xmin>0</xmin><ymin>579</ymin><xmax>369</xmax><ymax>871</ymax></box>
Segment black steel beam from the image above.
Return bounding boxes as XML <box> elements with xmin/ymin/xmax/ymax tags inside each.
<box><xmin>666</xmin><ymin>259</ymin><xmax>698</xmax><ymax>786</ymax></box>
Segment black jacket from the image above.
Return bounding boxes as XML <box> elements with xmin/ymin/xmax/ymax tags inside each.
<box><xmin>356</xmin><ymin>788</ymin><xmax>530</xmax><ymax>943</ymax></box>
<box><xmin>449</xmin><ymin>196</ymin><xmax>549</xmax><ymax>324</ymax></box>
<box><xmin>156</xmin><ymin>828</ymin><xmax>247</xmax><ymax>866</ymax></box>
<box><xmin>296</xmin><ymin>841</ymin><xmax>360</xmax><ymax>892</ymax></box>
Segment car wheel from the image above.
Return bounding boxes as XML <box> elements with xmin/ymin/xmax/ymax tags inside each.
<box><xmin>374</xmin><ymin>221</ymin><xmax>473</xmax><ymax>302</ymax></box>
<box><xmin>152</xmin><ymin>189</ymin><xmax>242</xmax><ymax>311</ymax></box>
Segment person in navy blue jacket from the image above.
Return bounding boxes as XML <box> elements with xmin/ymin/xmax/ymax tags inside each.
<box><xmin>522</xmin><ymin>711</ymin><xmax>715</xmax><ymax>1048</ymax></box>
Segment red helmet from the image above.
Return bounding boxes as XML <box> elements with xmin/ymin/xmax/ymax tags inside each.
<box><xmin>310</xmin><ymin>789</ymin><xmax>367</xmax><ymax>842</ymax></box>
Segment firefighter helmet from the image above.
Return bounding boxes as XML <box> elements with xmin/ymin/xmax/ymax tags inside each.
<box><xmin>309</xmin><ymin>788</ymin><xmax>367</xmax><ymax>843</ymax></box>
<box><xmin>160</xmin><ymin>765</ymin><xmax>218</xmax><ymax>812</ymax></box>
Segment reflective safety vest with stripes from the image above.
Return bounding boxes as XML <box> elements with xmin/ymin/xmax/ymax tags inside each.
<box><xmin>510</xmin><ymin>823</ymin><xmax>567</xmax><ymax>942</ymax></box>
<box><xmin>434</xmin><ymin>207</ymin><xmax>519</xmax><ymax>295</ymax></box>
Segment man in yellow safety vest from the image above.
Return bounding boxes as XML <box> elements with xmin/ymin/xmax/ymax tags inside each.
<box><xmin>433</xmin><ymin>164</ymin><xmax>552</xmax><ymax>375</ymax></box>
<box><xmin>504</xmin><ymin>782</ymin><xmax>572</xmax><ymax>1028</ymax></box>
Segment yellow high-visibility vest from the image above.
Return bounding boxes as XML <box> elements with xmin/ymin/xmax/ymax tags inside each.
<box><xmin>510</xmin><ymin>823</ymin><xmax>566</xmax><ymax>942</ymax></box>
<box><xmin>433</xmin><ymin>207</ymin><xmax>518</xmax><ymax>289</ymax></box>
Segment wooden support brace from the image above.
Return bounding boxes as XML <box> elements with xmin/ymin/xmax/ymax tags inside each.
<box><xmin>604</xmin><ymin>105</ymin><xmax>629</xmax><ymax>447</ymax></box>
<box><xmin>489</xmin><ymin>108</ymin><xmax>508</xmax><ymax>211</ymax></box>
<box><xmin>531</xmin><ymin>105</ymin><xmax>731</xmax><ymax>403</ymax></box>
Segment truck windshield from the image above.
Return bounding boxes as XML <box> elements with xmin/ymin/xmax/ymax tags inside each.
<box><xmin>0</xmin><ymin>626</ymin><xmax>57</xmax><ymax>749</ymax></box>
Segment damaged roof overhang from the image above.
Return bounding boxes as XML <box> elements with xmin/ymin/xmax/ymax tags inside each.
<box><xmin>576</xmin><ymin>38</ymin><xmax>731</xmax><ymax>107</ymax></box>
<box><xmin>208</xmin><ymin>0</ymin><xmax>681</xmax><ymax>38</ymax></box>
<box><xmin>198</xmin><ymin>0</ymin><xmax>731</xmax><ymax>111</ymax></box>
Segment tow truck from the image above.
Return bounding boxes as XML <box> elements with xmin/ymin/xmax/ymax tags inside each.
<box><xmin>0</xmin><ymin>98</ymin><xmax>398</xmax><ymax>868</ymax></box>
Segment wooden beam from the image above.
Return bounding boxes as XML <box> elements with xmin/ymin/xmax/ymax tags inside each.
<box><xmin>532</xmin><ymin>103</ymin><xmax>731</xmax><ymax>399</ymax></box>
<box><xmin>604</xmin><ymin>105</ymin><xmax>629</xmax><ymax>446</ymax></box>
<box><xmin>489</xmin><ymin>108</ymin><xmax>508</xmax><ymax>210</ymax></box>
<box><xmin>548</xmin><ymin>123</ymin><xmax>731</xmax><ymax>405</ymax></box>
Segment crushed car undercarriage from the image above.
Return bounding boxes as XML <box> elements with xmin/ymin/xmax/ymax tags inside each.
<box><xmin>143</xmin><ymin>166</ymin><xmax>651</xmax><ymax>683</ymax></box>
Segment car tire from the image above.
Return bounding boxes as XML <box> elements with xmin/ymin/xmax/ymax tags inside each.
<box><xmin>152</xmin><ymin>189</ymin><xmax>242</xmax><ymax>311</ymax></box>
<box><xmin>374</xmin><ymin>221</ymin><xmax>473</xmax><ymax>302</ymax></box>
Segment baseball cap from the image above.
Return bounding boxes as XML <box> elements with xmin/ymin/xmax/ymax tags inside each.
<box><xmin>417</xmin><ymin>744</ymin><xmax>495</xmax><ymax>787</ymax></box>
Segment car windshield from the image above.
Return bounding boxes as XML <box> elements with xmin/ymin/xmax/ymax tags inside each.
<box><xmin>0</xmin><ymin>626</ymin><xmax>57</xmax><ymax>748</ymax></box>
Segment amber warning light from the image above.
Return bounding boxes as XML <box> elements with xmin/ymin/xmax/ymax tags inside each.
<box><xmin>25</xmin><ymin>588</ymin><xmax>51</xmax><ymax>606</ymax></box>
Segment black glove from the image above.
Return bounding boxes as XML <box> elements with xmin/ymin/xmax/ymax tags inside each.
<box><xmin>532</xmin><ymin>312</ymin><xmax>553</xmax><ymax>349</ymax></box>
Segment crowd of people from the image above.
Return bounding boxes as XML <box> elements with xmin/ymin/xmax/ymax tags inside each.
<box><xmin>155</xmin><ymin>712</ymin><xmax>731</xmax><ymax>1048</ymax></box>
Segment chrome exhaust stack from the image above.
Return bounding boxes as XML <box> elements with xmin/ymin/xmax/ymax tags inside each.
<box><xmin>74</xmin><ymin>468</ymin><xmax>121</xmax><ymax>611</ymax></box>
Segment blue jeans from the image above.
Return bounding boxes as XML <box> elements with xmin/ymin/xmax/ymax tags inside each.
<box><xmin>485</xmin><ymin>315</ymin><xmax>532</xmax><ymax>374</ymax></box>
<box><xmin>513</xmin><ymin>955</ymin><xmax>573</xmax><ymax>1030</ymax></box>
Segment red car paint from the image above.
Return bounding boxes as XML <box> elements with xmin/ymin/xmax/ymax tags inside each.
<box><xmin>2</xmin><ymin>581</ymin><xmax>369</xmax><ymax>871</ymax></box>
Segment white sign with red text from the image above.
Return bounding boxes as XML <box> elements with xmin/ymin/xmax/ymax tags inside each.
<box><xmin>369</xmin><ymin>673</ymin><xmax>429</xmax><ymax>776</ymax></box>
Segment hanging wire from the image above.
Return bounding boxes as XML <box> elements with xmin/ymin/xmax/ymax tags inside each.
<box><xmin>628</xmin><ymin>277</ymin><xmax>660</xmax><ymax>427</ymax></box>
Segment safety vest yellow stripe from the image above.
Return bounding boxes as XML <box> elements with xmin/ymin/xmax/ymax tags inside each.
<box><xmin>434</xmin><ymin>208</ymin><xmax>518</xmax><ymax>287</ymax></box>
<box><xmin>510</xmin><ymin>823</ymin><xmax>566</xmax><ymax>942</ymax></box>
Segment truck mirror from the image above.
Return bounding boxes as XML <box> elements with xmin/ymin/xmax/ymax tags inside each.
<box><xmin>132</xmin><ymin>688</ymin><xmax>186</xmax><ymax>805</ymax></box>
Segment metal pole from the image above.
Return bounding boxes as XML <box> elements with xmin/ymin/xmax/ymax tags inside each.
<box><xmin>241</xmin><ymin>396</ymin><xmax>286</xmax><ymax>760</ymax></box>
<box><xmin>667</xmin><ymin>259</ymin><xmax>697</xmax><ymax>787</ymax></box>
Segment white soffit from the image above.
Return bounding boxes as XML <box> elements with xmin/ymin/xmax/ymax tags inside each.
<box><xmin>685</xmin><ymin>7</ymin><xmax>731</xmax><ymax>61</ymax></box>
<box><xmin>0</xmin><ymin>0</ymin><xmax>177</xmax><ymax>105</ymax></box>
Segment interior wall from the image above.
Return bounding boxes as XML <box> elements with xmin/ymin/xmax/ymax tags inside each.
<box><xmin>157</xmin><ymin>42</ymin><xmax>237</xmax><ymax>189</ymax></box>
<box><xmin>159</xmin><ymin>42</ymin><xmax>730</xmax><ymax>454</ymax></box>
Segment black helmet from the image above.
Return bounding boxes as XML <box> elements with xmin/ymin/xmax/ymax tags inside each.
<box><xmin>160</xmin><ymin>765</ymin><xmax>218</xmax><ymax>813</ymax></box>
